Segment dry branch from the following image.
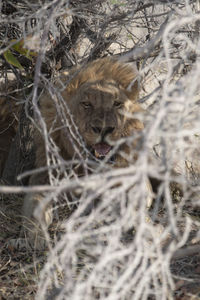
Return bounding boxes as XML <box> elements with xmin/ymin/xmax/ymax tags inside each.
<box><xmin>119</xmin><ymin>12</ymin><xmax>172</xmax><ymax>62</ymax></box>
<box><xmin>1</xmin><ymin>1</ymin><xmax>200</xmax><ymax>300</ymax></box>
<box><xmin>172</xmin><ymin>244</ymin><xmax>200</xmax><ymax>260</ymax></box>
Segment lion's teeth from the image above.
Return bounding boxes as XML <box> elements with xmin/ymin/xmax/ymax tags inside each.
<box><xmin>95</xmin><ymin>150</ymin><xmax>100</xmax><ymax>158</ymax></box>
<box><xmin>94</xmin><ymin>150</ymin><xmax>105</xmax><ymax>158</ymax></box>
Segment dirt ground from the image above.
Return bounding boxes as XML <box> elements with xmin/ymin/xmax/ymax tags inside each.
<box><xmin>0</xmin><ymin>194</ymin><xmax>200</xmax><ymax>300</ymax></box>
<box><xmin>0</xmin><ymin>194</ymin><xmax>46</xmax><ymax>300</ymax></box>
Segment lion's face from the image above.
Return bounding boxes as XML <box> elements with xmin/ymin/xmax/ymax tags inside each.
<box><xmin>67</xmin><ymin>81</ymin><xmax>144</xmax><ymax>164</ymax></box>
<box><xmin>42</xmin><ymin>58</ymin><xmax>144</xmax><ymax>167</ymax></box>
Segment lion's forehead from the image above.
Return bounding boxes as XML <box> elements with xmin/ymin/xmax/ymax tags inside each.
<box><xmin>79</xmin><ymin>82</ymin><xmax>127</xmax><ymax>106</ymax></box>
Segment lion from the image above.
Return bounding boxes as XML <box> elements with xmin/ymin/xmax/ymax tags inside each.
<box><xmin>1</xmin><ymin>57</ymin><xmax>152</xmax><ymax>250</ymax></box>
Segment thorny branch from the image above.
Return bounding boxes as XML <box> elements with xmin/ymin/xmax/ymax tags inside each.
<box><xmin>1</xmin><ymin>1</ymin><xmax>200</xmax><ymax>299</ymax></box>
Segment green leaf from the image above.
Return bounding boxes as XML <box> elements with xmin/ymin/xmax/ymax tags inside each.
<box><xmin>3</xmin><ymin>49</ymin><xmax>24</xmax><ymax>70</ymax></box>
<box><xmin>11</xmin><ymin>39</ymin><xmax>37</xmax><ymax>60</ymax></box>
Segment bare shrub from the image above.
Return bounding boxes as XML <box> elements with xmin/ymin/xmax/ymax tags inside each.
<box><xmin>1</xmin><ymin>1</ymin><xmax>200</xmax><ymax>299</ymax></box>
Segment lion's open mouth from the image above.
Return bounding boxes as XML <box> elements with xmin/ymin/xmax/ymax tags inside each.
<box><xmin>92</xmin><ymin>142</ymin><xmax>115</xmax><ymax>162</ymax></box>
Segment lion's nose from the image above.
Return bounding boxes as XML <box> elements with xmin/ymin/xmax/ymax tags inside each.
<box><xmin>92</xmin><ymin>126</ymin><xmax>115</xmax><ymax>136</ymax></box>
<box><xmin>103</xmin><ymin>127</ymin><xmax>115</xmax><ymax>136</ymax></box>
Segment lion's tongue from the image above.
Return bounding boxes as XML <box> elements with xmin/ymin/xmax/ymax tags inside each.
<box><xmin>93</xmin><ymin>143</ymin><xmax>111</xmax><ymax>158</ymax></box>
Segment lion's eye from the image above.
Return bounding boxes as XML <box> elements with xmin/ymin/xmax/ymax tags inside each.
<box><xmin>114</xmin><ymin>101</ymin><xmax>123</xmax><ymax>108</ymax></box>
<box><xmin>81</xmin><ymin>102</ymin><xmax>92</xmax><ymax>109</ymax></box>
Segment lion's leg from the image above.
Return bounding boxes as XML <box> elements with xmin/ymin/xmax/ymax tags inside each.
<box><xmin>20</xmin><ymin>192</ymin><xmax>53</xmax><ymax>250</ymax></box>
<box><xmin>8</xmin><ymin>192</ymin><xmax>53</xmax><ymax>251</ymax></box>
<box><xmin>9</xmin><ymin>169</ymin><xmax>53</xmax><ymax>250</ymax></box>
<box><xmin>23</xmin><ymin>170</ymin><xmax>52</xmax><ymax>250</ymax></box>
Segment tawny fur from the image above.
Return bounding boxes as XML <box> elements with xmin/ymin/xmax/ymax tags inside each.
<box><xmin>31</xmin><ymin>57</ymin><xmax>143</xmax><ymax>183</ymax></box>
<box><xmin>1</xmin><ymin>57</ymin><xmax>148</xmax><ymax>249</ymax></box>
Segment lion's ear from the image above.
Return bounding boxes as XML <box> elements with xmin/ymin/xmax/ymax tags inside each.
<box><xmin>116</xmin><ymin>59</ymin><xmax>140</xmax><ymax>101</ymax></box>
<box><xmin>125</xmin><ymin>63</ymin><xmax>140</xmax><ymax>102</ymax></box>
<box><xmin>126</xmin><ymin>75</ymin><xmax>139</xmax><ymax>102</ymax></box>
